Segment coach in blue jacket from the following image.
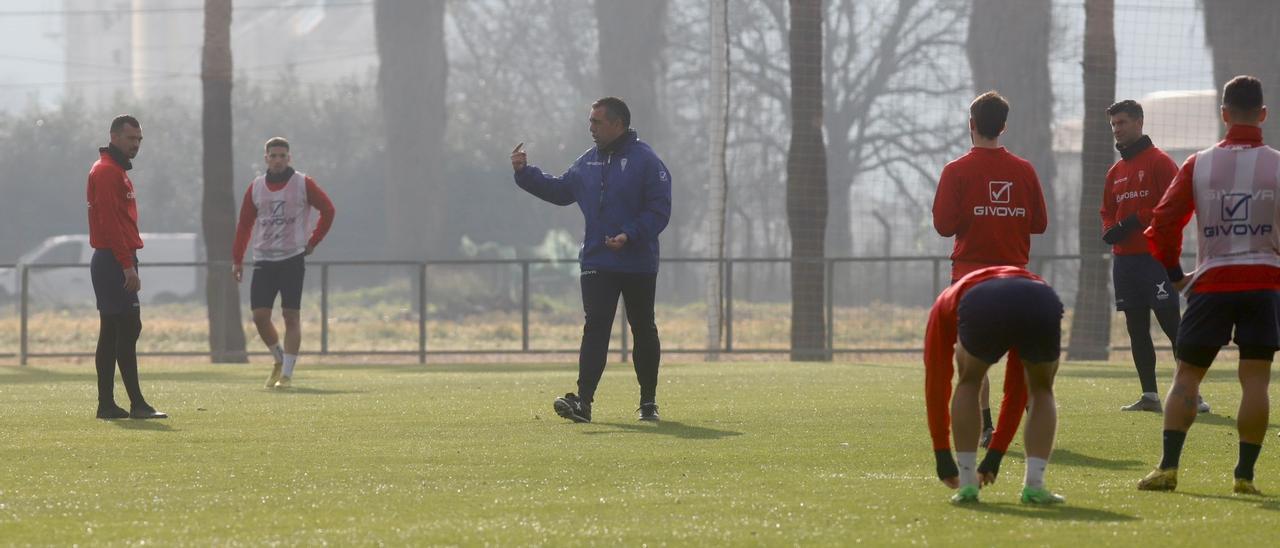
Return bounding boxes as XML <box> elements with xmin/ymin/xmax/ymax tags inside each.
<box><xmin>511</xmin><ymin>96</ymin><xmax>672</xmax><ymax>424</ymax></box>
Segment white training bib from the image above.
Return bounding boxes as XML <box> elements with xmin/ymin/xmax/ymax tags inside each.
<box><xmin>250</xmin><ymin>171</ymin><xmax>314</xmax><ymax>262</ymax></box>
<box><xmin>1186</xmin><ymin>144</ymin><xmax>1280</xmax><ymax>288</ymax></box>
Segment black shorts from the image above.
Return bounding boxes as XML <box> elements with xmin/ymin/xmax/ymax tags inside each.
<box><xmin>90</xmin><ymin>248</ymin><xmax>140</xmax><ymax>315</ymax></box>
<box><xmin>250</xmin><ymin>254</ymin><xmax>306</xmax><ymax>310</ymax></box>
<box><xmin>1112</xmin><ymin>254</ymin><xmax>1179</xmax><ymax>312</ymax></box>
<box><xmin>1176</xmin><ymin>290</ymin><xmax>1280</xmax><ymax>367</ymax></box>
<box><xmin>957</xmin><ymin>277</ymin><xmax>1064</xmax><ymax>365</ymax></box>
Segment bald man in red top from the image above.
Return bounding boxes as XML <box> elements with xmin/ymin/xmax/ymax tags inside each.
<box><xmin>86</xmin><ymin>115</ymin><xmax>165</xmax><ymax>420</ymax></box>
<box><xmin>924</xmin><ymin>266</ymin><xmax>1065</xmax><ymax>504</ymax></box>
<box><xmin>933</xmin><ymin>91</ymin><xmax>1049</xmax><ymax>448</ymax></box>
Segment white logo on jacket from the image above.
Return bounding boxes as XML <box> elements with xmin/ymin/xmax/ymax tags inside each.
<box><xmin>620</xmin><ymin>158</ymin><xmax>628</xmax><ymax>172</ymax></box>
<box><xmin>1115</xmin><ymin>189</ymin><xmax>1150</xmax><ymax>203</ymax></box>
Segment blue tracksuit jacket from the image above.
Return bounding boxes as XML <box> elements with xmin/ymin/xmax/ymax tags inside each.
<box><xmin>514</xmin><ymin>130</ymin><xmax>672</xmax><ymax>273</ymax></box>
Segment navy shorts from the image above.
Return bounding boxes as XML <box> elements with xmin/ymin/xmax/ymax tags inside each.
<box><xmin>90</xmin><ymin>248</ymin><xmax>140</xmax><ymax>315</ymax></box>
<box><xmin>957</xmin><ymin>277</ymin><xmax>1064</xmax><ymax>365</ymax></box>
<box><xmin>1112</xmin><ymin>254</ymin><xmax>1179</xmax><ymax>312</ymax></box>
<box><xmin>1176</xmin><ymin>290</ymin><xmax>1280</xmax><ymax>367</ymax></box>
<box><xmin>250</xmin><ymin>254</ymin><xmax>306</xmax><ymax>310</ymax></box>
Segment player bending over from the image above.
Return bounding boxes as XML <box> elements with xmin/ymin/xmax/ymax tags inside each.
<box><xmin>924</xmin><ymin>266</ymin><xmax>1065</xmax><ymax>504</ymax></box>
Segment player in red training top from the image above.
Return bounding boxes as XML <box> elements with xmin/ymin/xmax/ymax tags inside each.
<box><xmin>232</xmin><ymin>137</ymin><xmax>335</xmax><ymax>389</ymax></box>
<box><xmin>1138</xmin><ymin>76</ymin><xmax>1280</xmax><ymax>496</ymax></box>
<box><xmin>1099</xmin><ymin>99</ymin><xmax>1209</xmax><ymax>414</ymax></box>
<box><xmin>933</xmin><ymin>91</ymin><xmax>1049</xmax><ymax>448</ymax></box>
<box><xmin>924</xmin><ymin>266</ymin><xmax>1065</xmax><ymax>504</ymax></box>
<box><xmin>86</xmin><ymin>115</ymin><xmax>166</xmax><ymax>420</ymax></box>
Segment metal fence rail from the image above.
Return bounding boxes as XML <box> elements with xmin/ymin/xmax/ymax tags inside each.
<box><xmin>0</xmin><ymin>254</ymin><xmax>1155</xmax><ymax>364</ymax></box>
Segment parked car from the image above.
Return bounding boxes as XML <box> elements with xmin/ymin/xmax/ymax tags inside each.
<box><xmin>0</xmin><ymin>233</ymin><xmax>202</xmax><ymax>306</ymax></box>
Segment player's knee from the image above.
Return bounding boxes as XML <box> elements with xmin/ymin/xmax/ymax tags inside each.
<box><xmin>1238</xmin><ymin>355</ymin><xmax>1274</xmax><ymax>386</ymax></box>
<box><xmin>583</xmin><ymin>313</ymin><xmax>614</xmax><ymax>332</ymax></box>
<box><xmin>629</xmin><ymin>323</ymin><xmax>658</xmax><ymax>339</ymax></box>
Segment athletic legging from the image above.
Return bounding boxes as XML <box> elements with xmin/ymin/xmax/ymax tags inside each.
<box><xmin>1124</xmin><ymin>305</ymin><xmax>1180</xmax><ymax>394</ymax></box>
<box><xmin>577</xmin><ymin>271</ymin><xmax>661</xmax><ymax>405</ymax></box>
<box><xmin>95</xmin><ymin>310</ymin><xmax>145</xmax><ymax>407</ymax></box>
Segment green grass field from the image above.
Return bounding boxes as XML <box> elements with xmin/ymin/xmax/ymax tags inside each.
<box><xmin>2</xmin><ymin>359</ymin><xmax>1279</xmax><ymax>545</ymax></box>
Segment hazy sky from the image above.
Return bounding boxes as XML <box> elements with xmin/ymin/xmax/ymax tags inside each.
<box><xmin>0</xmin><ymin>1</ymin><xmax>68</xmax><ymax>112</ymax></box>
<box><xmin>1113</xmin><ymin>0</ymin><xmax>1213</xmax><ymax>101</ymax></box>
<box><xmin>0</xmin><ymin>0</ymin><xmax>1216</xmax><ymax>114</ymax></box>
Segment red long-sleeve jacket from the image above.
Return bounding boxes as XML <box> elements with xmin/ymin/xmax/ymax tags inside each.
<box><xmin>1100</xmin><ymin>140</ymin><xmax>1179</xmax><ymax>255</ymax></box>
<box><xmin>923</xmin><ymin>266</ymin><xmax>1043</xmax><ymax>452</ymax></box>
<box><xmin>933</xmin><ymin>147</ymin><xmax>1048</xmax><ymax>280</ymax></box>
<box><xmin>232</xmin><ymin>174</ymin><xmax>335</xmax><ymax>266</ymax></box>
<box><xmin>86</xmin><ymin>148</ymin><xmax>142</xmax><ymax>269</ymax></box>
<box><xmin>1144</xmin><ymin>125</ymin><xmax>1280</xmax><ymax>293</ymax></box>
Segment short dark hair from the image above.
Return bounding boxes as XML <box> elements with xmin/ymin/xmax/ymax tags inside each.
<box><xmin>1223</xmin><ymin>75</ymin><xmax>1264</xmax><ymax>114</ymax></box>
<box><xmin>592</xmin><ymin>96</ymin><xmax>631</xmax><ymax>128</ymax></box>
<box><xmin>1106</xmin><ymin>99</ymin><xmax>1144</xmax><ymax>119</ymax></box>
<box><xmin>969</xmin><ymin>91</ymin><xmax>1008</xmax><ymax>140</ymax></box>
<box><xmin>264</xmin><ymin>136</ymin><xmax>290</xmax><ymax>152</ymax></box>
<box><xmin>110</xmin><ymin>115</ymin><xmax>140</xmax><ymax>134</ymax></box>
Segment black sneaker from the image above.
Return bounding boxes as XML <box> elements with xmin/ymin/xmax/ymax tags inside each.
<box><xmin>1121</xmin><ymin>395</ymin><xmax>1162</xmax><ymax>412</ymax></box>
<box><xmin>638</xmin><ymin>402</ymin><xmax>660</xmax><ymax>422</ymax></box>
<box><xmin>130</xmin><ymin>404</ymin><xmax>168</xmax><ymax>419</ymax></box>
<box><xmin>553</xmin><ymin>393</ymin><xmax>591</xmax><ymax>423</ymax></box>
<box><xmin>96</xmin><ymin>403</ymin><xmax>129</xmax><ymax>420</ymax></box>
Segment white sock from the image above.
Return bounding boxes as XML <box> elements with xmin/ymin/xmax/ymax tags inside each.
<box><xmin>1143</xmin><ymin>392</ymin><xmax>1158</xmax><ymax>400</ymax></box>
<box><xmin>283</xmin><ymin>354</ymin><xmax>298</xmax><ymax>377</ymax></box>
<box><xmin>957</xmin><ymin>452</ymin><xmax>978</xmax><ymax>488</ymax></box>
<box><xmin>270</xmin><ymin>344</ymin><xmax>284</xmax><ymax>365</ymax></box>
<box><xmin>1025</xmin><ymin>456</ymin><xmax>1048</xmax><ymax>488</ymax></box>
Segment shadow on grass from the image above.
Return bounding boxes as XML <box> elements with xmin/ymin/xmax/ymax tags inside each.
<box><xmin>0</xmin><ymin>366</ymin><xmax>244</xmax><ymax>384</ymax></box>
<box><xmin>109</xmin><ymin>419</ymin><xmax>176</xmax><ymax>432</ymax></box>
<box><xmin>1052</xmin><ymin>448</ymin><xmax>1144</xmax><ymax>471</ymax></box>
<box><xmin>267</xmin><ymin>387</ymin><xmax>364</xmax><ymax>396</ymax></box>
<box><xmin>313</xmin><ymin>362</ymin><xmax>574</xmax><ymax>375</ymax></box>
<box><xmin>957</xmin><ymin>501</ymin><xmax>1138</xmax><ymax>522</ymax></box>
<box><xmin>583</xmin><ymin>420</ymin><xmax>743</xmax><ymax>440</ymax></box>
<box><xmin>1177</xmin><ymin>490</ymin><xmax>1280</xmax><ymax>511</ymax></box>
<box><xmin>1001</xmin><ymin>448</ymin><xmax>1144</xmax><ymax>471</ymax></box>
<box><xmin>1187</xmin><ymin>412</ymin><xmax>1239</xmax><ymax>428</ymax></box>
<box><xmin>1055</xmin><ymin>366</ymin><xmax>1240</xmax><ymax>382</ymax></box>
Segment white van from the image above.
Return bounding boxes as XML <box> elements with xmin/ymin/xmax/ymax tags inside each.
<box><xmin>0</xmin><ymin>233</ymin><xmax>202</xmax><ymax>306</ymax></box>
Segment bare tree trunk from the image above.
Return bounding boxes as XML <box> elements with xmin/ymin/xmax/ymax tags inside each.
<box><xmin>374</xmin><ymin>0</ymin><xmax>448</xmax><ymax>260</ymax></box>
<box><xmin>788</xmin><ymin>0</ymin><xmax>829</xmax><ymax>362</ymax></box>
<box><xmin>967</xmin><ymin>0</ymin><xmax>1057</xmax><ymax>254</ymax></box>
<box><xmin>1203</xmin><ymin>0</ymin><xmax>1280</xmax><ymax>138</ymax></box>
<box><xmin>595</xmin><ymin>0</ymin><xmax>668</xmax><ymax>142</ymax></box>
<box><xmin>201</xmin><ymin>0</ymin><xmax>247</xmax><ymax>363</ymax></box>
<box><xmin>704</xmin><ymin>0</ymin><xmax>730</xmax><ymax>359</ymax></box>
<box><xmin>1068</xmin><ymin>0</ymin><xmax>1116</xmax><ymax>361</ymax></box>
